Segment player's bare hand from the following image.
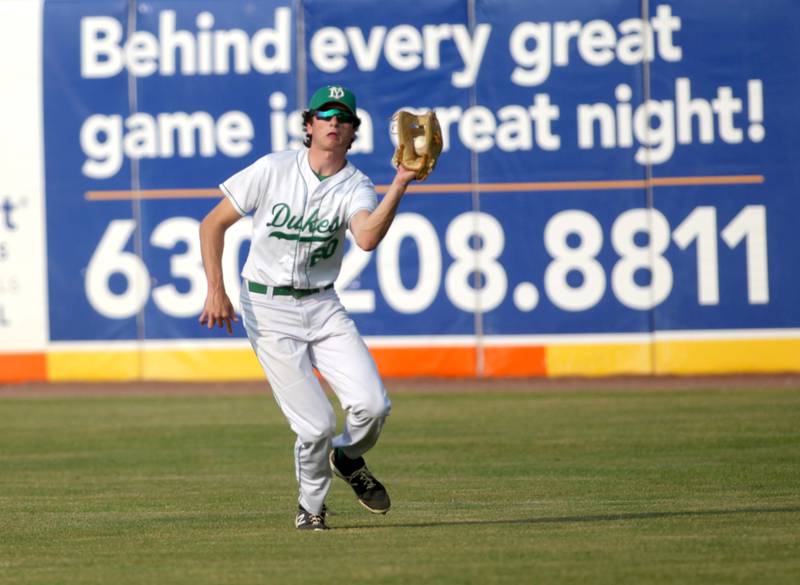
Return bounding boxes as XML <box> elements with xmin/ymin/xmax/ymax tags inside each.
<box><xmin>199</xmin><ymin>290</ymin><xmax>239</xmax><ymax>335</ymax></box>
<box><xmin>395</xmin><ymin>163</ymin><xmax>418</xmax><ymax>186</ymax></box>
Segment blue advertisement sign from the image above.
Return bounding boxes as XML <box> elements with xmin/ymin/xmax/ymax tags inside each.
<box><xmin>42</xmin><ymin>0</ymin><xmax>800</xmax><ymax>343</ymax></box>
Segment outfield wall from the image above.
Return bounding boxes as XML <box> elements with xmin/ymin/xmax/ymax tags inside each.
<box><xmin>2</xmin><ymin>0</ymin><xmax>799</xmax><ymax>382</ymax></box>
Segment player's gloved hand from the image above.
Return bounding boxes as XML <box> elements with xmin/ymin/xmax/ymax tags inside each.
<box><xmin>199</xmin><ymin>289</ymin><xmax>239</xmax><ymax>335</ymax></box>
<box><xmin>391</xmin><ymin>110</ymin><xmax>443</xmax><ymax>181</ymax></box>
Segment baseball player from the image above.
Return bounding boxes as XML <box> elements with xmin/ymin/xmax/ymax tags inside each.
<box><xmin>198</xmin><ymin>85</ymin><xmax>418</xmax><ymax>531</ymax></box>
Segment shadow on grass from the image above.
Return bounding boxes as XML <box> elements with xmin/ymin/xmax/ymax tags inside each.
<box><xmin>334</xmin><ymin>505</ymin><xmax>800</xmax><ymax>530</ymax></box>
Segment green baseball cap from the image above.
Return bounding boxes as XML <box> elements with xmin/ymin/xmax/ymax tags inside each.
<box><xmin>308</xmin><ymin>85</ymin><xmax>357</xmax><ymax>115</ymax></box>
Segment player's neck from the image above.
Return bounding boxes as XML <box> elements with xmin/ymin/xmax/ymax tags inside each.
<box><xmin>308</xmin><ymin>147</ymin><xmax>346</xmax><ymax>178</ymax></box>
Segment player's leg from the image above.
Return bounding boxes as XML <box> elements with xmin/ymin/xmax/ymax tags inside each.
<box><xmin>308</xmin><ymin>297</ymin><xmax>390</xmax><ymax>458</ymax></box>
<box><xmin>307</xmin><ymin>294</ymin><xmax>392</xmax><ymax>514</ymax></box>
<box><xmin>240</xmin><ymin>294</ymin><xmax>335</xmax><ymax>520</ymax></box>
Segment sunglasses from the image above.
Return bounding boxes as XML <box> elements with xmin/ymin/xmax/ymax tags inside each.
<box><xmin>314</xmin><ymin>108</ymin><xmax>355</xmax><ymax>124</ymax></box>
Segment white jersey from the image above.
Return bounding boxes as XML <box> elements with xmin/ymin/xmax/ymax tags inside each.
<box><xmin>221</xmin><ymin>148</ymin><xmax>378</xmax><ymax>289</ymax></box>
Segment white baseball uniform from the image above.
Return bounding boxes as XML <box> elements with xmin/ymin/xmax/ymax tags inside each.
<box><xmin>220</xmin><ymin>148</ymin><xmax>391</xmax><ymax>516</ymax></box>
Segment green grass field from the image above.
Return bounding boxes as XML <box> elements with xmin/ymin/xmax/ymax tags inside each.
<box><xmin>1</xmin><ymin>385</ymin><xmax>799</xmax><ymax>584</ymax></box>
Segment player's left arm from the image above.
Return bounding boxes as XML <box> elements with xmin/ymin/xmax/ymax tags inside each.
<box><xmin>349</xmin><ymin>165</ymin><xmax>418</xmax><ymax>251</ymax></box>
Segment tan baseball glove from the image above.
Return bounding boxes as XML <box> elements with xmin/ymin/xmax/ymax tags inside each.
<box><xmin>391</xmin><ymin>110</ymin><xmax>443</xmax><ymax>181</ymax></box>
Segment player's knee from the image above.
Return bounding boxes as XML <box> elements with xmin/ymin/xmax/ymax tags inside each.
<box><xmin>301</xmin><ymin>427</ymin><xmax>335</xmax><ymax>447</ymax></box>
<box><xmin>353</xmin><ymin>394</ymin><xmax>391</xmax><ymax>421</ymax></box>
<box><xmin>296</xmin><ymin>414</ymin><xmax>336</xmax><ymax>444</ymax></box>
<box><xmin>319</xmin><ymin>413</ymin><xmax>337</xmax><ymax>441</ymax></box>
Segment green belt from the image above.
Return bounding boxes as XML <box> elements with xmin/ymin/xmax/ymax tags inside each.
<box><xmin>248</xmin><ymin>281</ymin><xmax>334</xmax><ymax>299</ymax></box>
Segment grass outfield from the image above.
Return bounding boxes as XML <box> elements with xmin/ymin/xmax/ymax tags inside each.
<box><xmin>1</xmin><ymin>386</ymin><xmax>799</xmax><ymax>584</ymax></box>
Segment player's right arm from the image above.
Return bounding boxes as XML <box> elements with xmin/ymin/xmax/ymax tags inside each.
<box><xmin>349</xmin><ymin>165</ymin><xmax>418</xmax><ymax>251</ymax></box>
<box><xmin>198</xmin><ymin>197</ymin><xmax>242</xmax><ymax>335</ymax></box>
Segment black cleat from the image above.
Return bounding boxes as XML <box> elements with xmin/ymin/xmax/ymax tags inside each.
<box><xmin>295</xmin><ymin>505</ymin><xmax>329</xmax><ymax>531</ymax></box>
<box><xmin>329</xmin><ymin>449</ymin><xmax>391</xmax><ymax>514</ymax></box>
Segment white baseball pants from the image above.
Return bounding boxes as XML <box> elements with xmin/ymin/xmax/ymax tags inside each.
<box><xmin>240</xmin><ymin>284</ymin><xmax>391</xmax><ymax>515</ymax></box>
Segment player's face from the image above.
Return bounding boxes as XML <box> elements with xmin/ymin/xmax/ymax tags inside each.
<box><xmin>308</xmin><ymin>106</ymin><xmax>356</xmax><ymax>152</ymax></box>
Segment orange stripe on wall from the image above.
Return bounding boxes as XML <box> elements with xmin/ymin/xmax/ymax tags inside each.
<box><xmin>368</xmin><ymin>346</ymin><xmax>547</xmax><ymax>378</ymax></box>
<box><xmin>0</xmin><ymin>353</ymin><xmax>47</xmax><ymax>382</ymax></box>
<box><xmin>484</xmin><ymin>346</ymin><xmax>547</xmax><ymax>377</ymax></box>
<box><xmin>84</xmin><ymin>175</ymin><xmax>765</xmax><ymax>200</ymax></box>
<box><xmin>370</xmin><ymin>347</ymin><xmax>477</xmax><ymax>377</ymax></box>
